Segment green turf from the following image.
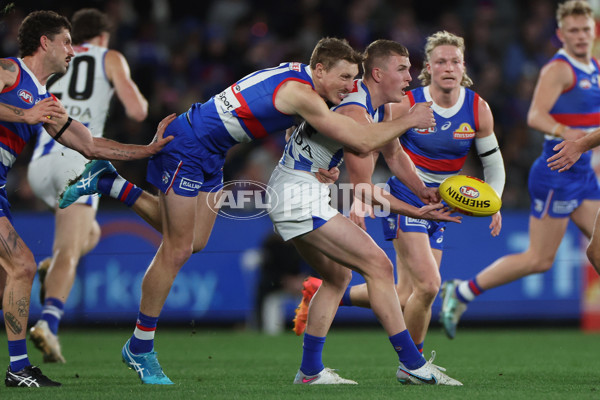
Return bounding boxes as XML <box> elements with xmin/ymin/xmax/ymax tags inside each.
<box><xmin>0</xmin><ymin>326</ymin><xmax>599</xmax><ymax>399</ymax></box>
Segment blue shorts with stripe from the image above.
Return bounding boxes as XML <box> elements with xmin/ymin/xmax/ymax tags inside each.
<box><xmin>380</xmin><ymin>176</ymin><xmax>445</xmax><ymax>250</ymax></box>
<box><xmin>528</xmin><ymin>156</ymin><xmax>600</xmax><ymax>218</ymax></box>
<box><xmin>0</xmin><ymin>188</ymin><xmax>13</xmax><ymax>223</ymax></box>
<box><xmin>147</xmin><ymin>113</ymin><xmax>226</xmax><ymax>196</ymax></box>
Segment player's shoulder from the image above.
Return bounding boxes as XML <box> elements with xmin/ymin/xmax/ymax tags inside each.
<box><xmin>0</xmin><ymin>58</ymin><xmax>19</xmax><ymax>88</ymax></box>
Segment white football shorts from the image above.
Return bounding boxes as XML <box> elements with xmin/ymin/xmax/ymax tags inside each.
<box><xmin>267</xmin><ymin>165</ymin><xmax>338</xmax><ymax>241</ymax></box>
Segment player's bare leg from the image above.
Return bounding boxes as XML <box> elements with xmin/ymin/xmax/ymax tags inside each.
<box><xmin>392</xmin><ymin>232</ymin><xmax>442</xmax><ymax>347</ymax></box>
<box><xmin>130</xmin><ymin>191</ymin><xmax>162</xmax><ymax>233</ymax></box>
<box><xmin>291</xmin><ymin>239</ymin><xmax>352</xmax><ymax>337</ymax></box>
<box><xmin>122</xmin><ymin>190</ymin><xmax>221</xmax><ymax>384</ymax></box>
<box><xmin>586</xmin><ymin>208</ymin><xmax>600</xmax><ymax>273</ymax></box>
<box><xmin>31</xmin><ymin>203</ymin><xmax>99</xmax><ymax>363</ymax></box>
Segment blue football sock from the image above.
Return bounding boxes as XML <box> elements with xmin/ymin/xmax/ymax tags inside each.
<box><xmin>8</xmin><ymin>339</ymin><xmax>30</xmax><ymax>372</ymax></box>
<box><xmin>41</xmin><ymin>297</ymin><xmax>64</xmax><ymax>335</ymax></box>
<box><xmin>98</xmin><ymin>172</ymin><xmax>142</xmax><ymax>207</ymax></box>
<box><xmin>389</xmin><ymin>330</ymin><xmax>425</xmax><ymax>370</ymax></box>
<box><xmin>415</xmin><ymin>341</ymin><xmax>424</xmax><ymax>354</ymax></box>
<box><xmin>129</xmin><ymin>311</ymin><xmax>158</xmax><ymax>354</ymax></box>
<box><xmin>456</xmin><ymin>279</ymin><xmax>484</xmax><ymax>303</ymax></box>
<box><xmin>300</xmin><ymin>333</ymin><xmax>326</xmax><ymax>376</ymax></box>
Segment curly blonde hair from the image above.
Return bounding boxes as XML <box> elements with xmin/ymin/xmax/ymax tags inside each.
<box><xmin>418</xmin><ymin>30</ymin><xmax>473</xmax><ymax>87</ymax></box>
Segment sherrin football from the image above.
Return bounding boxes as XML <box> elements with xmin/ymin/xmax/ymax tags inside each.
<box><xmin>438</xmin><ymin>175</ymin><xmax>501</xmax><ymax>217</ymax></box>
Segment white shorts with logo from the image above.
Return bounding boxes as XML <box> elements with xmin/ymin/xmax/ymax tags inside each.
<box><xmin>267</xmin><ymin>165</ymin><xmax>338</xmax><ymax>241</ymax></box>
<box><xmin>27</xmin><ymin>148</ymin><xmax>99</xmax><ymax>209</ymax></box>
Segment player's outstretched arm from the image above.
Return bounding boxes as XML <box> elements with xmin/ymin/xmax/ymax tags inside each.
<box><xmin>279</xmin><ymin>81</ymin><xmax>435</xmax><ymax>152</ymax></box>
<box><xmin>45</xmin><ymin>113</ymin><xmax>175</xmax><ymax>161</ymax></box>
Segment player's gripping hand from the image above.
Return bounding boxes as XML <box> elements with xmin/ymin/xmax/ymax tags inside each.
<box><xmin>417</xmin><ymin>202</ymin><xmax>462</xmax><ymax>223</ymax></box>
<box><xmin>408</xmin><ymin>101</ymin><xmax>436</xmax><ymax>130</ymax></box>
<box><xmin>315</xmin><ymin>166</ymin><xmax>340</xmax><ymax>184</ymax></box>
<box><xmin>349</xmin><ymin>198</ymin><xmax>374</xmax><ymax>231</ymax></box>
<box><xmin>26</xmin><ymin>97</ymin><xmax>66</xmax><ymax>125</ymax></box>
<box><xmin>416</xmin><ymin>186</ymin><xmax>441</xmax><ymax>204</ymax></box>
<box><xmin>148</xmin><ymin>113</ymin><xmax>176</xmax><ymax>154</ymax></box>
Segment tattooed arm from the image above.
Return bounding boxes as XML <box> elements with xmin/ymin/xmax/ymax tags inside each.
<box><xmin>44</xmin><ymin>113</ymin><xmax>176</xmax><ymax>161</ymax></box>
<box><xmin>0</xmin><ymin>59</ymin><xmax>65</xmax><ymax>125</ymax></box>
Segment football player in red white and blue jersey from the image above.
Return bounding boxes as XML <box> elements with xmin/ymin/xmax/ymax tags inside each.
<box><xmin>441</xmin><ymin>0</ymin><xmax>600</xmax><ymax>339</ymax></box>
<box><xmin>0</xmin><ymin>10</ymin><xmax>170</xmax><ymax>388</ymax></box>
<box><xmin>295</xmin><ymin>32</ymin><xmax>505</xmax><ymax>357</ymax></box>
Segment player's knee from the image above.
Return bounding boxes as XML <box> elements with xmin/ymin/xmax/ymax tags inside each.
<box><xmin>11</xmin><ymin>256</ymin><xmax>37</xmax><ymax>284</ymax></box>
<box><xmin>366</xmin><ymin>254</ymin><xmax>394</xmax><ymax>282</ymax></box>
<box><xmin>165</xmin><ymin>244</ymin><xmax>193</xmax><ymax>268</ymax></box>
<box><xmin>414</xmin><ymin>274</ymin><xmax>441</xmax><ymax>302</ymax></box>
<box><xmin>530</xmin><ymin>257</ymin><xmax>554</xmax><ymax>274</ymax></box>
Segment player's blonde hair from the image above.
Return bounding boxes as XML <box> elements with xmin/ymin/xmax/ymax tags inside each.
<box><xmin>556</xmin><ymin>0</ymin><xmax>593</xmax><ymax>28</ymax></box>
<box><xmin>418</xmin><ymin>30</ymin><xmax>473</xmax><ymax>87</ymax></box>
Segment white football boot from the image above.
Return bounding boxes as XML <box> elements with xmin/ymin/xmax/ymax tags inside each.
<box><xmin>294</xmin><ymin>367</ymin><xmax>357</xmax><ymax>384</ymax></box>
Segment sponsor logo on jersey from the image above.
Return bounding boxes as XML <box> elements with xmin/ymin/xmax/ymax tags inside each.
<box><xmin>453</xmin><ymin>123</ymin><xmax>475</xmax><ymax>139</ymax></box>
<box><xmin>179</xmin><ymin>177</ymin><xmax>202</xmax><ymax>191</ymax></box>
<box><xmin>579</xmin><ymin>79</ymin><xmax>592</xmax><ymax>89</ymax></box>
<box><xmin>18</xmin><ymin>89</ymin><xmax>34</xmax><ymax>104</ymax></box>
<box><xmin>414</xmin><ymin>127</ymin><xmax>436</xmax><ymax>134</ymax></box>
<box><xmin>290</xmin><ymin>62</ymin><xmax>302</xmax><ymax>72</ymax></box>
<box><xmin>441</xmin><ymin>121</ymin><xmax>452</xmax><ymax>131</ymax></box>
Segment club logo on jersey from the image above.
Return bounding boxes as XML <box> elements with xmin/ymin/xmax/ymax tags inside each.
<box><xmin>18</xmin><ymin>89</ymin><xmax>34</xmax><ymax>104</ymax></box>
<box><xmin>351</xmin><ymin>80</ymin><xmax>359</xmax><ymax>93</ymax></box>
<box><xmin>290</xmin><ymin>62</ymin><xmax>302</xmax><ymax>72</ymax></box>
<box><xmin>579</xmin><ymin>79</ymin><xmax>592</xmax><ymax>90</ymax></box>
<box><xmin>453</xmin><ymin>123</ymin><xmax>475</xmax><ymax>139</ymax></box>
<box><xmin>441</xmin><ymin>121</ymin><xmax>452</xmax><ymax>131</ymax></box>
<box><xmin>459</xmin><ymin>185</ymin><xmax>480</xmax><ymax>199</ymax></box>
<box><xmin>414</xmin><ymin>127</ymin><xmax>436</xmax><ymax>134</ymax></box>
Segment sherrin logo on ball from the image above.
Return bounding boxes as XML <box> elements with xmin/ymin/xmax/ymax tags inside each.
<box><xmin>439</xmin><ymin>175</ymin><xmax>501</xmax><ymax>217</ymax></box>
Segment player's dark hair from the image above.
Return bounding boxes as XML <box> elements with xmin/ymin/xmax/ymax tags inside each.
<box><xmin>71</xmin><ymin>8</ymin><xmax>113</xmax><ymax>45</ymax></box>
<box><xmin>363</xmin><ymin>39</ymin><xmax>409</xmax><ymax>76</ymax></box>
<box><xmin>310</xmin><ymin>37</ymin><xmax>363</xmax><ymax>71</ymax></box>
<box><xmin>18</xmin><ymin>10</ymin><xmax>71</xmax><ymax>57</ymax></box>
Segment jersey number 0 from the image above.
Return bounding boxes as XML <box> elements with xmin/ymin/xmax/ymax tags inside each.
<box><xmin>47</xmin><ymin>55</ymin><xmax>95</xmax><ymax>101</ymax></box>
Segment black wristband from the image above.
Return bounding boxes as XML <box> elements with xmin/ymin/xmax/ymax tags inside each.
<box><xmin>478</xmin><ymin>146</ymin><xmax>499</xmax><ymax>158</ymax></box>
<box><xmin>53</xmin><ymin>116</ymin><xmax>72</xmax><ymax>141</ymax></box>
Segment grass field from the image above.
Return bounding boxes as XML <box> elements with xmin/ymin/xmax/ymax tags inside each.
<box><xmin>0</xmin><ymin>326</ymin><xmax>599</xmax><ymax>399</ymax></box>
